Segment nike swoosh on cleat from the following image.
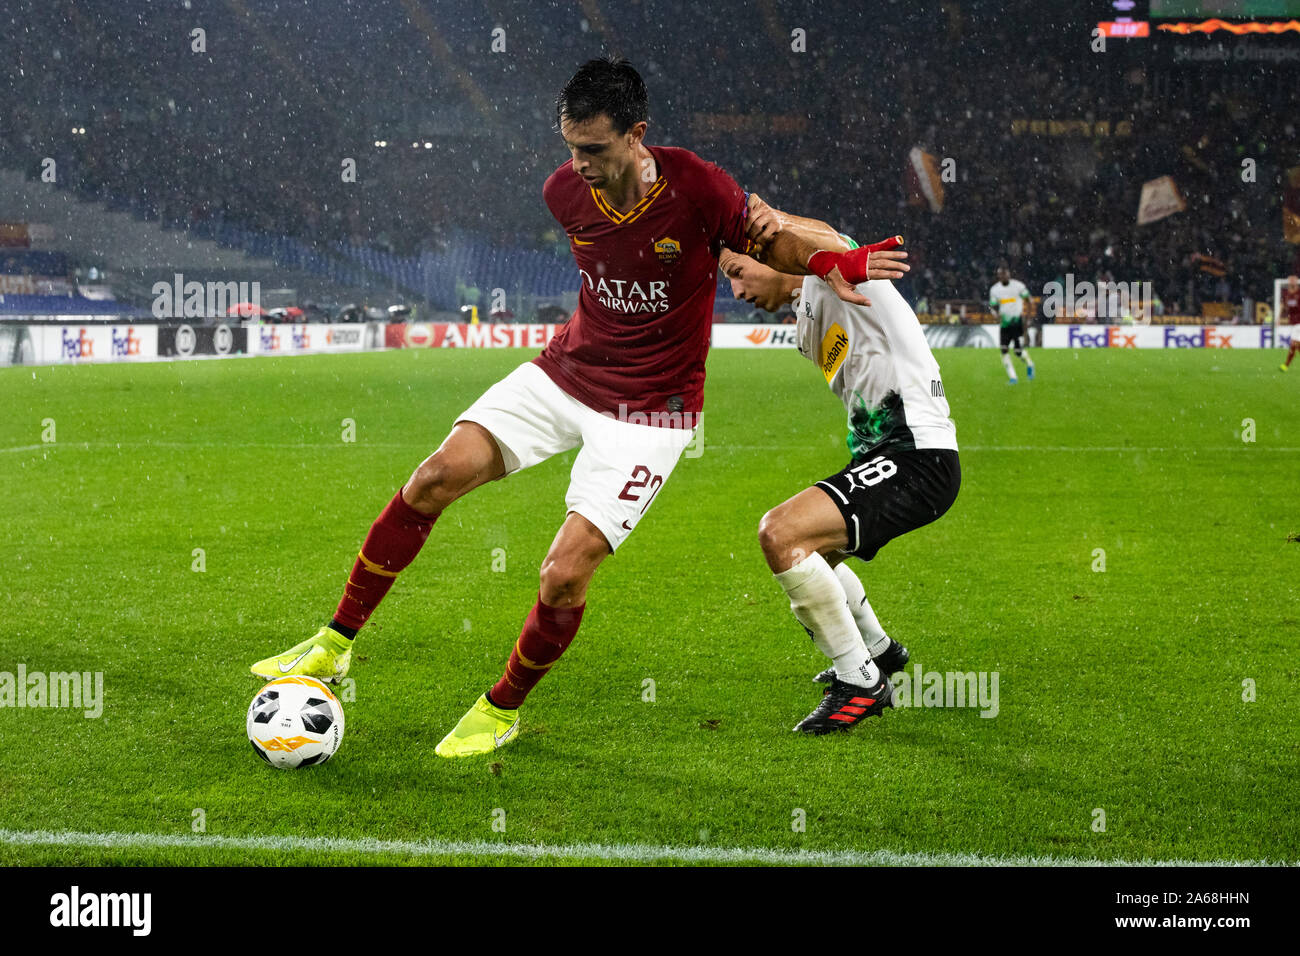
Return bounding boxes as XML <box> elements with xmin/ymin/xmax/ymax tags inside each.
<box><xmin>494</xmin><ymin>723</ymin><xmax>518</xmax><ymax>747</ymax></box>
<box><xmin>278</xmin><ymin>650</ymin><xmax>312</xmax><ymax>673</ymax></box>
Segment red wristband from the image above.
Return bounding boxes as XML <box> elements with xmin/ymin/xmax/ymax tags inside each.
<box><xmin>807</xmin><ymin>249</ymin><xmax>840</xmax><ymax>281</ymax></box>
<box><xmin>808</xmin><ymin>235</ymin><xmax>904</xmax><ymax>285</ymax></box>
<box><xmin>862</xmin><ymin>235</ymin><xmax>904</xmax><ymax>254</ymax></box>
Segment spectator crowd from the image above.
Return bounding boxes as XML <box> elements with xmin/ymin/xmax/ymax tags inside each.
<box><xmin>1</xmin><ymin>0</ymin><xmax>1296</xmax><ymax>315</ymax></box>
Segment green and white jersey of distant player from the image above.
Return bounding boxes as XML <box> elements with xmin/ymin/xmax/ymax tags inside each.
<box><xmin>989</xmin><ymin>278</ymin><xmax>1031</xmax><ymax>323</ymax></box>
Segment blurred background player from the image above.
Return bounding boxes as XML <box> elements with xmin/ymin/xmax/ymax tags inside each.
<box><xmin>722</xmin><ymin>236</ymin><xmax>959</xmax><ymax>735</ymax></box>
<box><xmin>1280</xmin><ymin>275</ymin><xmax>1300</xmax><ymax>372</ymax></box>
<box><xmin>989</xmin><ymin>265</ymin><xmax>1035</xmax><ymax>384</ymax></box>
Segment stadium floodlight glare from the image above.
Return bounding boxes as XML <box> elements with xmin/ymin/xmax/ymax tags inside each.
<box><xmin>423</xmin><ymin>142</ymin><xmax>432</xmax><ymax>149</ymax></box>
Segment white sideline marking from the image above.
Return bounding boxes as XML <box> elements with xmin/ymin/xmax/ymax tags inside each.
<box><xmin>0</xmin><ymin>828</ymin><xmax>1281</xmax><ymax>867</ymax></box>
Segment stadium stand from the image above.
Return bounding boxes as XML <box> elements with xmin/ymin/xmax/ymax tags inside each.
<box><xmin>1</xmin><ymin>0</ymin><xmax>1295</xmax><ymax>321</ymax></box>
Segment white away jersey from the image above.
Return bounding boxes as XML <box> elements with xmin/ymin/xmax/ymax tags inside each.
<box><xmin>989</xmin><ymin>279</ymin><xmax>1029</xmax><ymax>319</ymax></box>
<box><xmin>795</xmin><ymin>275</ymin><xmax>957</xmax><ymax>459</ymax></box>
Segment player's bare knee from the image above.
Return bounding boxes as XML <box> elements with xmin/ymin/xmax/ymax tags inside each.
<box><xmin>405</xmin><ymin>454</ymin><xmax>465</xmax><ymax>513</ymax></box>
<box><xmin>758</xmin><ymin>510</ymin><xmax>799</xmax><ymax>567</ymax></box>
<box><xmin>538</xmin><ymin>558</ymin><xmax>590</xmax><ymax>607</ymax></box>
<box><xmin>757</xmin><ymin>510</ymin><xmax>780</xmax><ymax>555</ymax></box>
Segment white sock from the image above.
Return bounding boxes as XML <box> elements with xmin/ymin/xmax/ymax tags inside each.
<box><xmin>1020</xmin><ymin>349</ymin><xmax>1034</xmax><ymax>370</ymax></box>
<box><xmin>1001</xmin><ymin>352</ymin><xmax>1016</xmax><ymax>379</ymax></box>
<box><xmin>775</xmin><ymin>552</ymin><xmax>880</xmax><ymax>687</ymax></box>
<box><xmin>832</xmin><ymin>562</ymin><xmax>891</xmax><ymax>658</ymax></box>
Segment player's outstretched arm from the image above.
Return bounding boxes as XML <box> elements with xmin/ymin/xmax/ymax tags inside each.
<box><xmin>746</xmin><ymin>196</ymin><xmax>850</xmax><ymax>257</ymax></box>
<box><xmin>741</xmin><ymin>194</ymin><xmax>908</xmax><ymax>306</ymax></box>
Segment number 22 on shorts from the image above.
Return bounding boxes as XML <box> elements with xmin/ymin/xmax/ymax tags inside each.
<box><xmin>618</xmin><ymin>464</ymin><xmax>664</xmax><ymax>514</ymax></box>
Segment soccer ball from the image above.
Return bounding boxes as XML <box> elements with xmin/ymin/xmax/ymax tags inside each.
<box><xmin>246</xmin><ymin>676</ymin><xmax>345</xmax><ymax>769</ymax></box>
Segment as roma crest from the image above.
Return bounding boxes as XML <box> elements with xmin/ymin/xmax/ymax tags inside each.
<box><xmin>654</xmin><ymin>236</ymin><xmax>681</xmax><ymax>265</ymax></box>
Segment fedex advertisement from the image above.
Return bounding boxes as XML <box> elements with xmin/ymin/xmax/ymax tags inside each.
<box><xmin>1043</xmin><ymin>325</ymin><xmax>1289</xmax><ymax>349</ymax></box>
<box><xmin>30</xmin><ymin>324</ymin><xmax>159</xmax><ymax>364</ymax></box>
<box><xmin>247</xmin><ymin>322</ymin><xmax>379</xmax><ymax>355</ymax></box>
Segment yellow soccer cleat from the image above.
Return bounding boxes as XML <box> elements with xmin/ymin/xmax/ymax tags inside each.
<box><xmin>1282</xmin><ymin>363</ymin><xmax>1290</xmax><ymax>372</ymax></box>
<box><xmin>250</xmin><ymin>626</ymin><xmax>353</xmax><ymax>683</ymax></box>
<box><xmin>435</xmin><ymin>693</ymin><xmax>520</xmax><ymax>758</ymax></box>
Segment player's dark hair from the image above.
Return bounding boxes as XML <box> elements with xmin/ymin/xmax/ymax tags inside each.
<box><xmin>555</xmin><ymin>56</ymin><xmax>648</xmax><ymax>135</ymax></box>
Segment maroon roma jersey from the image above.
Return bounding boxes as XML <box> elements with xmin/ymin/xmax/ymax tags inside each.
<box><xmin>533</xmin><ymin>145</ymin><xmax>749</xmax><ymax>424</ymax></box>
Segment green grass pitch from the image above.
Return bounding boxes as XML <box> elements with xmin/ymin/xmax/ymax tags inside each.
<box><xmin>0</xmin><ymin>346</ymin><xmax>1295</xmax><ymax>866</ymax></box>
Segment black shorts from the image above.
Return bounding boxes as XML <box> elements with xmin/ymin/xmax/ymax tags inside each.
<box><xmin>1000</xmin><ymin>321</ymin><xmax>1025</xmax><ymax>349</ymax></box>
<box><xmin>815</xmin><ymin>447</ymin><xmax>961</xmax><ymax>561</ymax></box>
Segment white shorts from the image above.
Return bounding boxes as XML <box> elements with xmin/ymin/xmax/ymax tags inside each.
<box><xmin>456</xmin><ymin>362</ymin><xmax>698</xmax><ymax>552</ymax></box>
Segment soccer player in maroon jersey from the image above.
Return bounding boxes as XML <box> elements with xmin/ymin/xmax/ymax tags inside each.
<box><xmin>1279</xmin><ymin>275</ymin><xmax>1300</xmax><ymax>371</ymax></box>
<box><xmin>250</xmin><ymin>56</ymin><xmax>908</xmax><ymax>756</ymax></box>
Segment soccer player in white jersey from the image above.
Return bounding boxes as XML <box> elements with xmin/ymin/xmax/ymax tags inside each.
<box><xmin>721</xmin><ymin>236</ymin><xmax>960</xmax><ymax>734</ymax></box>
<box><xmin>989</xmin><ymin>265</ymin><xmax>1035</xmax><ymax>383</ymax></box>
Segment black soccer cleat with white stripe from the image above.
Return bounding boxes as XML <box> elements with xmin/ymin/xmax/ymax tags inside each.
<box><xmin>795</xmin><ymin>672</ymin><xmax>894</xmax><ymax>734</ymax></box>
<box><xmin>814</xmin><ymin>638</ymin><xmax>909</xmax><ymax>685</ymax></box>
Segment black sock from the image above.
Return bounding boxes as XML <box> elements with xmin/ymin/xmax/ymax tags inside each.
<box><xmin>327</xmin><ymin>620</ymin><xmax>358</xmax><ymax>640</ymax></box>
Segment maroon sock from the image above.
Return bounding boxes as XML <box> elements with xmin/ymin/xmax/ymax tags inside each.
<box><xmin>489</xmin><ymin>596</ymin><xmax>586</xmax><ymax>709</ymax></box>
<box><xmin>1288</xmin><ymin>342</ymin><xmax>1300</xmax><ymax>367</ymax></box>
<box><xmin>333</xmin><ymin>488</ymin><xmax>437</xmax><ymax>633</ymax></box>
